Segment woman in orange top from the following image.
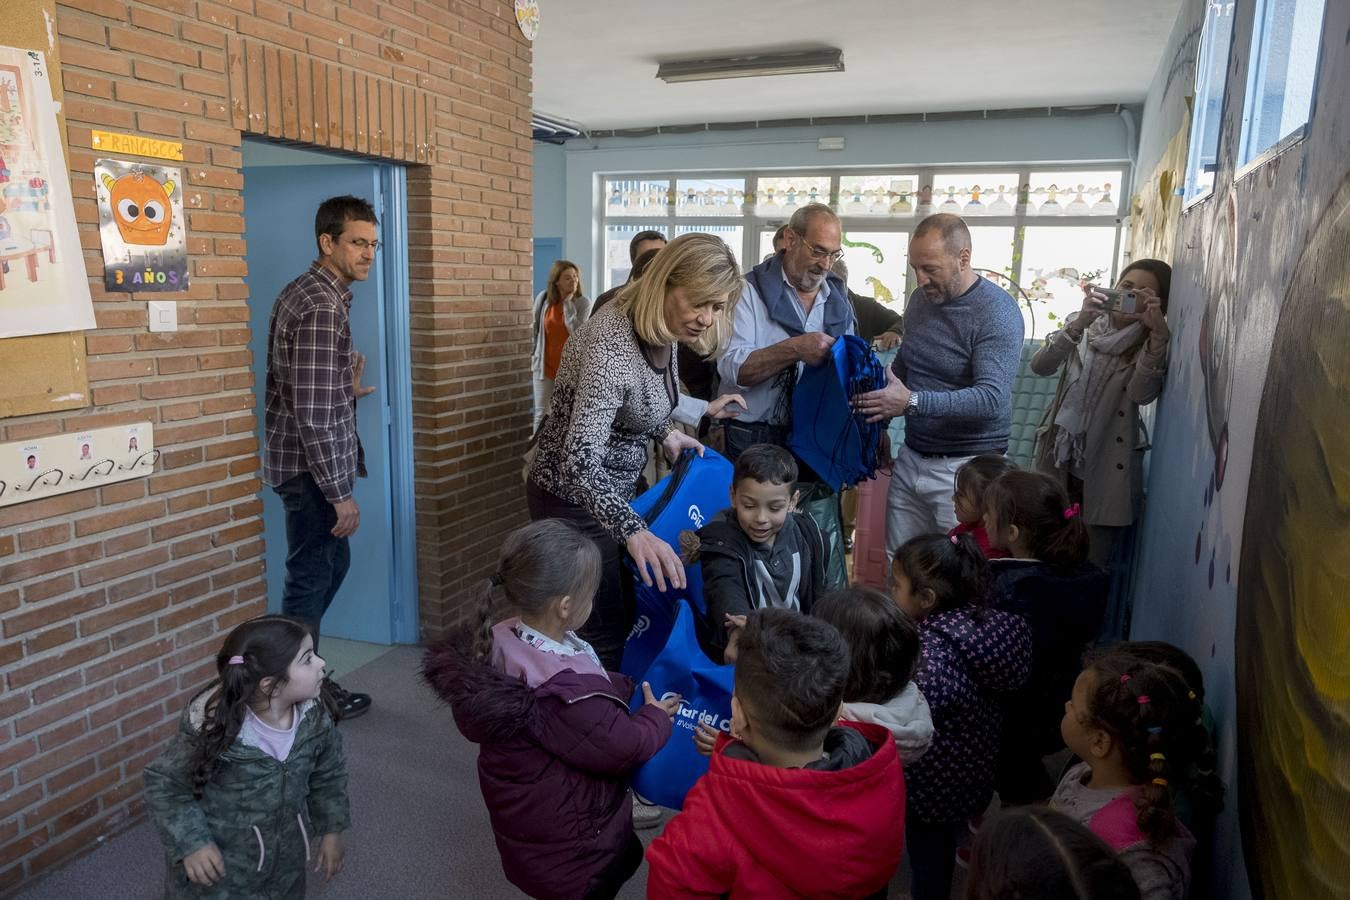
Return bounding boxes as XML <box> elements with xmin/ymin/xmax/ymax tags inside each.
<box><xmin>531</xmin><ymin>260</ymin><xmax>591</xmax><ymax>428</ymax></box>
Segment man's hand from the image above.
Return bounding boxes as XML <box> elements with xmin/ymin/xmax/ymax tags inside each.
<box><xmin>722</xmin><ymin>614</ymin><xmax>748</xmax><ymax>664</ymax></box>
<box><xmin>874</xmin><ymin>331</ymin><xmax>902</xmax><ymax>351</ymax></box>
<box><xmin>661</xmin><ymin>429</ymin><xmax>705</xmax><ymax>463</ymax></box>
<box><xmin>853</xmin><ymin>367</ymin><xmax>911</xmax><ymax>423</ymax></box>
<box><xmin>352</xmin><ymin>352</ymin><xmax>376</xmax><ymax>399</ymax></box>
<box><xmin>706</xmin><ymin>393</ymin><xmax>746</xmax><ymax>420</ymax></box>
<box><xmin>314</xmin><ymin>832</ymin><xmax>345</xmax><ymax>881</ymax></box>
<box><xmin>626</xmin><ymin>529</ymin><xmax>686</xmax><ymax>592</ymax></box>
<box><xmin>183</xmin><ymin>843</ymin><xmax>225</xmax><ymax>887</ymax></box>
<box><xmin>331</xmin><ymin>498</ymin><xmax>360</xmax><ymax>537</ymax></box>
<box><xmin>792</xmin><ymin>332</ymin><xmax>836</xmax><ymax>367</ymax></box>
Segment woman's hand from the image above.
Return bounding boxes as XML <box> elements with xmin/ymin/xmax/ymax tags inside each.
<box><xmin>1073</xmin><ymin>285</ymin><xmax>1108</xmax><ymax>333</ymax></box>
<box><xmin>626</xmin><ymin>529</ymin><xmax>687</xmax><ymax>592</ymax></box>
<box><xmin>661</xmin><ymin>429</ymin><xmax>704</xmax><ymax>463</ymax></box>
<box><xmin>1134</xmin><ymin>289</ymin><xmax>1169</xmax><ymax>341</ymax></box>
<box><xmin>706</xmin><ymin>393</ymin><xmax>746</xmax><ymax>421</ymax></box>
<box><xmin>314</xmin><ymin>833</ymin><xmax>345</xmax><ymax>881</ymax></box>
<box><xmin>642</xmin><ymin>681</ymin><xmax>683</xmax><ymax>718</ymax></box>
<box><xmin>874</xmin><ymin>331</ymin><xmax>902</xmax><ymax>351</ymax></box>
<box><xmin>183</xmin><ymin>843</ymin><xmax>225</xmax><ymax>886</ymax></box>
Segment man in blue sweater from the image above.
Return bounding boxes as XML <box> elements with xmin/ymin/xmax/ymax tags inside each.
<box><xmin>854</xmin><ymin>214</ymin><xmax>1024</xmax><ymax>558</ymax></box>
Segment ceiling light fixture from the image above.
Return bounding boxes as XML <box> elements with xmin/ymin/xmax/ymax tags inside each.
<box><xmin>656</xmin><ymin>48</ymin><xmax>844</xmax><ymax>84</ymax></box>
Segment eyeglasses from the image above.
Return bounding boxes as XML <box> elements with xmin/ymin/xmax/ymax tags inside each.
<box><xmin>345</xmin><ymin>238</ymin><xmax>380</xmax><ymax>251</ymax></box>
<box><xmin>793</xmin><ymin>233</ymin><xmax>844</xmax><ymax>263</ymax></box>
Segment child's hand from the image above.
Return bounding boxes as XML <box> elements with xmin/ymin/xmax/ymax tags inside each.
<box><xmin>693</xmin><ymin>722</ymin><xmax>719</xmax><ymax>757</ymax></box>
<box><xmin>642</xmin><ymin>681</ymin><xmax>683</xmax><ymax>718</ymax></box>
<box><xmin>183</xmin><ymin>842</ymin><xmax>225</xmax><ymax>886</ymax></box>
<box><xmin>722</xmin><ymin>614</ymin><xmax>747</xmax><ymax>664</ymax></box>
<box><xmin>314</xmin><ymin>832</ymin><xmax>345</xmax><ymax>881</ymax></box>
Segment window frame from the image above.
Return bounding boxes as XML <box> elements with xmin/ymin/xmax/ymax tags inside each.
<box><xmin>597</xmin><ymin>165</ymin><xmax>1129</xmax><ymax>308</ymax></box>
<box><xmin>1234</xmin><ymin>0</ymin><xmax>1328</xmax><ymax>178</ymax></box>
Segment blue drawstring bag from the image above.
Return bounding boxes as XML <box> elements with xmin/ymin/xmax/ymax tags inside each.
<box><xmin>628</xmin><ymin>599</ymin><xmax>735</xmax><ymax>810</ymax></box>
<box><xmin>788</xmin><ymin>334</ymin><xmax>890</xmax><ymax>489</ymax></box>
<box><xmin>619</xmin><ymin>448</ymin><xmax>733</xmax><ymax>680</ymax></box>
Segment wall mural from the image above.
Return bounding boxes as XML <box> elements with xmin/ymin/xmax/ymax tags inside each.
<box><xmin>1128</xmin><ymin>1</ymin><xmax>1350</xmax><ymax>898</ymax></box>
<box><xmin>1235</xmin><ymin>174</ymin><xmax>1350</xmax><ymax>899</ymax></box>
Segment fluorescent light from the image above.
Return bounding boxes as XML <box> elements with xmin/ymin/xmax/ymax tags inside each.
<box><xmin>657</xmin><ymin>49</ymin><xmax>844</xmax><ymax>84</ymax></box>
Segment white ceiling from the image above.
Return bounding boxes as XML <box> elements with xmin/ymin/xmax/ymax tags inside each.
<box><xmin>531</xmin><ymin>0</ymin><xmax>1183</xmax><ymax>131</ymax></box>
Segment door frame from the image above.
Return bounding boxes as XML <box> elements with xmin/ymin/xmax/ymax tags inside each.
<box><xmin>378</xmin><ymin>163</ymin><xmax>419</xmax><ymax>643</ymax></box>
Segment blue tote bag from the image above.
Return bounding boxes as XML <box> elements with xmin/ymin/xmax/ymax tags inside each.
<box><xmin>619</xmin><ymin>448</ymin><xmax>733</xmax><ymax>680</ymax></box>
<box><xmin>628</xmin><ymin>600</ymin><xmax>735</xmax><ymax>810</ymax></box>
<box><xmin>788</xmin><ymin>334</ymin><xmax>890</xmax><ymax>489</ymax></box>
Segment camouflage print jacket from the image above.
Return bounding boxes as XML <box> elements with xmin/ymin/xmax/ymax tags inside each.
<box><xmin>142</xmin><ymin>689</ymin><xmax>351</xmax><ymax>900</ymax></box>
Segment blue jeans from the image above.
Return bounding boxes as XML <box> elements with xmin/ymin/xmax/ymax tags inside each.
<box><xmin>275</xmin><ymin>473</ymin><xmax>350</xmax><ymax>650</ymax></box>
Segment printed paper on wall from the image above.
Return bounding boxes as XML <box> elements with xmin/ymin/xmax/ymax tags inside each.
<box><xmin>94</xmin><ymin>158</ymin><xmax>189</xmax><ymax>293</ymax></box>
<box><xmin>0</xmin><ymin>46</ymin><xmax>96</xmax><ymax>339</ymax></box>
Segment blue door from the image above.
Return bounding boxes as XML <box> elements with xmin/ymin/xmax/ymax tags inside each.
<box><xmin>242</xmin><ymin>141</ymin><xmax>416</xmax><ymax>644</ymax></box>
<box><xmin>533</xmin><ymin>237</ymin><xmax>562</xmax><ymax>297</ymax></box>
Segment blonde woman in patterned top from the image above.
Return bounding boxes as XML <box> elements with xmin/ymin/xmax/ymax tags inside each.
<box><xmin>526</xmin><ymin>233</ymin><xmax>743</xmax><ymax>668</ymax></box>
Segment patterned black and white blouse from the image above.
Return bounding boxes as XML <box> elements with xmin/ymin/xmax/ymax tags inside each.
<box><xmin>527</xmin><ymin>303</ymin><xmax>677</xmax><ymax>543</ymax></box>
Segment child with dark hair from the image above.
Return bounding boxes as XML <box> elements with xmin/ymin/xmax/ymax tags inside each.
<box><xmin>1052</xmin><ymin>648</ymin><xmax>1199</xmax><ymax>900</ymax></box>
<box><xmin>690</xmin><ymin>442</ymin><xmax>828</xmax><ymax>662</ymax></box>
<box><xmin>1117</xmin><ymin>641</ymin><xmax>1225</xmax><ymax>897</ymax></box>
<box><xmin>948</xmin><ymin>454</ymin><xmax>1014</xmax><ymax>559</ymax></box>
<box><xmin>890</xmin><ymin>533</ymin><xmax>1032</xmax><ymax>900</ymax></box>
<box><xmin>815</xmin><ymin>586</ymin><xmax>934</xmax><ymax>764</ymax></box>
<box><xmin>143</xmin><ymin>615</ymin><xmax>350</xmax><ymax>898</ymax></box>
<box><xmin>647</xmin><ymin>608</ymin><xmax>905</xmax><ymax>898</ymax></box>
<box><xmin>982</xmin><ymin>469</ymin><xmax>1109</xmax><ymax>804</ymax></box>
<box><xmin>966</xmin><ymin>807</ymin><xmax>1141</xmax><ymax>900</ymax></box>
<box><xmin>422</xmin><ymin>519</ymin><xmax>679</xmax><ymax>900</ymax></box>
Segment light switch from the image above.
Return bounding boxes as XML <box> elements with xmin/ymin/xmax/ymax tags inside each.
<box><xmin>148</xmin><ymin>300</ymin><xmax>178</xmax><ymax>333</ymax></box>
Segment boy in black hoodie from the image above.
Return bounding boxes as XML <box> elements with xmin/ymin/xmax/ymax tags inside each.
<box><xmin>692</xmin><ymin>443</ymin><xmax>828</xmax><ymax>663</ymax></box>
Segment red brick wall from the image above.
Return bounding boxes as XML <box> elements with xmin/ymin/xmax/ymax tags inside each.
<box><xmin>0</xmin><ymin>0</ymin><xmax>533</xmax><ymax>889</ymax></box>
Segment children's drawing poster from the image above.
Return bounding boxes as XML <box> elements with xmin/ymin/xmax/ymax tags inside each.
<box><xmin>94</xmin><ymin>158</ymin><xmax>188</xmax><ymax>293</ymax></box>
<box><xmin>0</xmin><ymin>46</ymin><xmax>96</xmax><ymax>339</ymax></box>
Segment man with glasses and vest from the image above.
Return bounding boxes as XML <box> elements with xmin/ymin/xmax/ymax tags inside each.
<box><xmin>718</xmin><ymin>202</ymin><xmax>856</xmax><ymax>585</ymax></box>
<box><xmin>263</xmin><ymin>194</ymin><xmax>379</xmax><ymax>719</ymax></box>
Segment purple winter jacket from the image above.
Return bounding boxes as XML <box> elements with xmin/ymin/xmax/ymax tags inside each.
<box><xmin>422</xmin><ymin>633</ymin><xmax>672</xmax><ymax>900</ymax></box>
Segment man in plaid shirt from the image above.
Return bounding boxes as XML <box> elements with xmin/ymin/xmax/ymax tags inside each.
<box><xmin>263</xmin><ymin>195</ymin><xmax>379</xmax><ymax>719</ymax></box>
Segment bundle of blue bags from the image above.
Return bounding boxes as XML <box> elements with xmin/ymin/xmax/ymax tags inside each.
<box><xmin>619</xmin><ymin>336</ymin><xmax>890</xmax><ymax>809</ymax></box>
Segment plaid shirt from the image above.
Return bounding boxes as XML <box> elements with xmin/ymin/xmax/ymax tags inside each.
<box><xmin>263</xmin><ymin>261</ymin><xmax>365</xmax><ymax>503</ymax></box>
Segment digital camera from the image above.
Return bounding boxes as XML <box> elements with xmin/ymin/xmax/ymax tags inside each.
<box><xmin>1095</xmin><ymin>287</ymin><xmax>1139</xmax><ymax>314</ymax></box>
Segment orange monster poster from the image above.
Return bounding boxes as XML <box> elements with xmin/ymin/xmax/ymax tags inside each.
<box><xmin>94</xmin><ymin>158</ymin><xmax>188</xmax><ymax>293</ymax></box>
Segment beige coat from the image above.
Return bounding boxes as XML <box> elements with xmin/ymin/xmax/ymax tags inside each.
<box><xmin>1031</xmin><ymin>313</ymin><xmax>1169</xmax><ymax>527</ymax></box>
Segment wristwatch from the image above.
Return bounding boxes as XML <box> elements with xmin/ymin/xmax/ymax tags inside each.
<box><xmin>905</xmin><ymin>392</ymin><xmax>921</xmax><ymax>417</ymax></box>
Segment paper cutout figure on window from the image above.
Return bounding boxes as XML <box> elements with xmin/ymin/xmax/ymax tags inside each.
<box><xmin>101</xmin><ymin>170</ymin><xmax>175</xmax><ymax>246</ymax></box>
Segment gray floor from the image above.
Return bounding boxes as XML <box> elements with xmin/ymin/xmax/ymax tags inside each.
<box><xmin>14</xmin><ymin>646</ymin><xmax>648</xmax><ymax>900</ymax></box>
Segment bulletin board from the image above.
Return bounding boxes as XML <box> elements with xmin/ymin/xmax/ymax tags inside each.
<box><xmin>0</xmin><ymin>0</ymin><xmax>91</xmax><ymax>419</ymax></box>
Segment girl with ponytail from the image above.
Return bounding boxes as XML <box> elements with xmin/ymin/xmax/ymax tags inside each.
<box><xmin>1053</xmin><ymin>648</ymin><xmax>1200</xmax><ymax>900</ymax></box>
<box><xmin>889</xmin><ymin>534</ymin><xmax>1033</xmax><ymax>900</ymax></box>
<box><xmin>143</xmin><ymin>615</ymin><xmax>351</xmax><ymax>897</ymax></box>
<box><xmin>422</xmin><ymin>518</ymin><xmax>680</xmax><ymax>900</ymax></box>
<box><xmin>982</xmin><ymin>469</ymin><xmax>1111</xmax><ymax>805</ymax></box>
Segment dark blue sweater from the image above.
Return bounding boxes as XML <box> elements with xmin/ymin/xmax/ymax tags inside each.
<box><xmin>891</xmin><ymin>276</ymin><xmax>1024</xmax><ymax>454</ymax></box>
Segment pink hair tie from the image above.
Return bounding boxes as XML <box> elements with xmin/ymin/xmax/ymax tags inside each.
<box><xmin>1119</xmin><ymin>674</ymin><xmax>1131</xmax><ymax>684</ymax></box>
<box><xmin>1063</xmin><ymin>503</ymin><xmax>1081</xmax><ymax>520</ymax></box>
<box><xmin>1137</xmin><ymin>694</ymin><xmax>1151</xmax><ymax>705</ymax></box>
<box><xmin>950</xmin><ymin>534</ymin><xmax>960</xmax><ymax>545</ymax></box>
<box><xmin>228</xmin><ymin>655</ymin><xmax>245</xmax><ymax>665</ymax></box>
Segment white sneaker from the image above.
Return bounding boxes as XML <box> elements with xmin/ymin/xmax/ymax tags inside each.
<box><xmin>631</xmin><ymin>795</ymin><xmax>664</xmax><ymax>830</ymax></box>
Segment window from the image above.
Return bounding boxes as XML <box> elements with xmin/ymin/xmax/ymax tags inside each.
<box><xmin>603</xmin><ymin>223</ymin><xmax>667</xmax><ymax>289</ymax></box>
<box><xmin>1019</xmin><ymin>227</ymin><xmax>1119</xmax><ymax>336</ymax></box>
<box><xmin>838</xmin><ymin>231</ymin><xmax>909</xmax><ymax>309</ymax></box>
<box><xmin>1239</xmin><ymin>0</ymin><xmax>1327</xmax><ymax>166</ymax></box>
<box><xmin>599</xmin><ymin>167</ymin><xmax>1129</xmax><ymax>335</ymax></box>
<box><xmin>1184</xmin><ymin>2</ymin><xmax>1238</xmax><ymax>203</ymax></box>
<box><xmin>930</xmin><ymin>173</ymin><xmax>1019</xmax><ymax>217</ymax></box>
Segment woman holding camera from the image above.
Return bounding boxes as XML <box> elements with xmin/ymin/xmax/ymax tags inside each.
<box><xmin>1031</xmin><ymin>259</ymin><xmax>1172</xmax><ymax>586</ymax></box>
